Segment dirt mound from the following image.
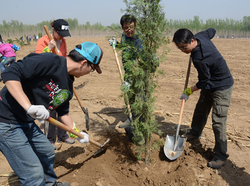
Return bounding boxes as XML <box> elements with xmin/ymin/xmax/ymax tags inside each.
<box><xmin>1</xmin><ymin>37</ymin><xmax>250</xmax><ymax>186</ymax></box>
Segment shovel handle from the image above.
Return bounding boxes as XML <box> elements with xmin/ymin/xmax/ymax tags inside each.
<box><xmin>43</xmin><ymin>25</ymin><xmax>59</xmax><ymax>55</ymax></box>
<box><xmin>112</xmin><ymin>44</ymin><xmax>132</xmax><ymax>119</ymax></box>
<box><xmin>184</xmin><ymin>57</ymin><xmax>192</xmax><ymax>90</ymax></box>
<box><xmin>73</xmin><ymin>87</ymin><xmax>85</xmax><ymax>112</ymax></box>
<box><xmin>177</xmin><ymin>57</ymin><xmax>192</xmax><ymax>135</ymax></box>
<box><xmin>72</xmin><ymin>86</ymin><xmax>89</xmax><ymax>131</ymax></box>
<box><xmin>112</xmin><ymin>45</ymin><xmax>124</xmax><ymax>85</ymax></box>
<box><xmin>47</xmin><ymin>117</ymin><xmax>102</xmax><ymax>147</ymax></box>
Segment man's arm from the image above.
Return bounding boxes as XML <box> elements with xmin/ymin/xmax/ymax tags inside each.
<box><xmin>59</xmin><ymin>113</ymin><xmax>74</xmax><ymax>129</ymax></box>
<box><xmin>5</xmin><ymin>80</ymin><xmax>31</xmax><ymax>111</ymax></box>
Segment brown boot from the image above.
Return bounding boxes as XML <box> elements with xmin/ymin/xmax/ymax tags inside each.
<box><xmin>208</xmin><ymin>158</ymin><xmax>226</xmax><ymax>169</ymax></box>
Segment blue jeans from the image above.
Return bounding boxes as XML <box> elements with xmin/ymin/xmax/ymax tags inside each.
<box><xmin>0</xmin><ymin>57</ymin><xmax>16</xmax><ymax>73</ymax></box>
<box><xmin>0</xmin><ymin>121</ymin><xmax>57</xmax><ymax>186</ymax></box>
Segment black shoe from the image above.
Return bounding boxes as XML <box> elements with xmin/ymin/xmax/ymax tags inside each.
<box><xmin>53</xmin><ymin>181</ymin><xmax>70</xmax><ymax>186</ymax></box>
<box><xmin>186</xmin><ymin>132</ymin><xmax>200</xmax><ymax>141</ymax></box>
<box><xmin>125</xmin><ymin>126</ymin><xmax>145</xmax><ymax>146</ymax></box>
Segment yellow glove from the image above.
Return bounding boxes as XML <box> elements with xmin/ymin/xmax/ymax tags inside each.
<box><xmin>42</xmin><ymin>46</ymin><xmax>52</xmax><ymax>53</ymax></box>
<box><xmin>69</xmin><ymin>122</ymin><xmax>80</xmax><ymax>138</ymax></box>
<box><xmin>184</xmin><ymin>87</ymin><xmax>193</xmax><ymax>96</ymax></box>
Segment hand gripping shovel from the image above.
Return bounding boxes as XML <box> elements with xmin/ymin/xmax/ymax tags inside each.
<box><xmin>47</xmin><ymin>117</ymin><xmax>110</xmax><ymax>156</ymax></box>
<box><xmin>44</xmin><ymin>25</ymin><xmax>90</xmax><ymax>131</ymax></box>
<box><xmin>164</xmin><ymin>57</ymin><xmax>192</xmax><ymax>160</ymax></box>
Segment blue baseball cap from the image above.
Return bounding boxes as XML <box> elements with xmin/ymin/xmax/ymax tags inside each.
<box><xmin>75</xmin><ymin>42</ymin><xmax>103</xmax><ymax>74</ymax></box>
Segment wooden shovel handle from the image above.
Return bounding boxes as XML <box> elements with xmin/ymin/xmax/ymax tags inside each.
<box><xmin>179</xmin><ymin>57</ymin><xmax>192</xmax><ymax>124</ymax></box>
<box><xmin>47</xmin><ymin>117</ymin><xmax>102</xmax><ymax>147</ymax></box>
<box><xmin>43</xmin><ymin>25</ymin><xmax>59</xmax><ymax>55</ymax></box>
<box><xmin>112</xmin><ymin>45</ymin><xmax>132</xmax><ymax>118</ymax></box>
<box><xmin>73</xmin><ymin>87</ymin><xmax>84</xmax><ymax>108</ymax></box>
<box><xmin>184</xmin><ymin>57</ymin><xmax>192</xmax><ymax>90</ymax></box>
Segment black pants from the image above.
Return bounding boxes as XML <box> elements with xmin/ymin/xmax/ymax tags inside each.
<box><xmin>190</xmin><ymin>85</ymin><xmax>233</xmax><ymax>161</ymax></box>
<box><xmin>47</xmin><ymin>110</ymin><xmax>69</xmax><ymax>143</ymax></box>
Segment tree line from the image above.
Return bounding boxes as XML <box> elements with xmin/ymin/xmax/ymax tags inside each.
<box><xmin>1</xmin><ymin>16</ymin><xmax>250</xmax><ymax>39</ymax></box>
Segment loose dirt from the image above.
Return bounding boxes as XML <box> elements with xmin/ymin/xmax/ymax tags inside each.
<box><xmin>0</xmin><ymin>37</ymin><xmax>250</xmax><ymax>186</ymax></box>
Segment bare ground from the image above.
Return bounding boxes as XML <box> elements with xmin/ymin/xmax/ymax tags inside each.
<box><xmin>1</xmin><ymin>37</ymin><xmax>250</xmax><ymax>186</ymax></box>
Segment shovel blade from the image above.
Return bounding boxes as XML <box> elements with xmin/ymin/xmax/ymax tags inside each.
<box><xmin>164</xmin><ymin>135</ymin><xmax>186</xmax><ymax>160</ymax></box>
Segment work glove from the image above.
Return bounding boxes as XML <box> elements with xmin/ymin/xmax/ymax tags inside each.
<box><xmin>180</xmin><ymin>92</ymin><xmax>189</xmax><ymax>101</ymax></box>
<box><xmin>121</xmin><ymin>81</ymin><xmax>131</xmax><ymax>92</ymax></box>
<box><xmin>108</xmin><ymin>37</ymin><xmax>117</xmax><ymax>47</ymax></box>
<box><xmin>12</xmin><ymin>44</ymin><xmax>20</xmax><ymax>51</ymax></box>
<box><xmin>184</xmin><ymin>87</ymin><xmax>193</xmax><ymax>96</ymax></box>
<box><xmin>69</xmin><ymin>122</ymin><xmax>80</xmax><ymax>138</ymax></box>
<box><xmin>27</xmin><ymin>105</ymin><xmax>49</xmax><ymax>124</ymax></box>
<box><xmin>180</xmin><ymin>87</ymin><xmax>193</xmax><ymax>101</ymax></box>
<box><xmin>76</xmin><ymin>132</ymin><xmax>89</xmax><ymax>144</ymax></box>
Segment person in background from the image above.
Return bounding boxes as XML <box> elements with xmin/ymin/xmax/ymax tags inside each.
<box><xmin>0</xmin><ymin>42</ymin><xmax>20</xmax><ymax>81</ymax></box>
<box><xmin>0</xmin><ymin>41</ymin><xmax>103</xmax><ymax>186</ymax></box>
<box><xmin>173</xmin><ymin>28</ymin><xmax>234</xmax><ymax>169</ymax></box>
<box><xmin>0</xmin><ymin>34</ymin><xmax>4</xmax><ymax>43</ymax></box>
<box><xmin>36</xmin><ymin>19</ymin><xmax>76</xmax><ymax>149</ymax></box>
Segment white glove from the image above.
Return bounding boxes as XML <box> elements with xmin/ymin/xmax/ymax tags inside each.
<box><xmin>123</xmin><ymin>81</ymin><xmax>131</xmax><ymax>89</ymax></box>
<box><xmin>76</xmin><ymin>132</ymin><xmax>89</xmax><ymax>144</ymax></box>
<box><xmin>27</xmin><ymin>105</ymin><xmax>50</xmax><ymax>123</ymax></box>
<box><xmin>108</xmin><ymin>37</ymin><xmax>117</xmax><ymax>47</ymax></box>
<box><xmin>180</xmin><ymin>92</ymin><xmax>189</xmax><ymax>101</ymax></box>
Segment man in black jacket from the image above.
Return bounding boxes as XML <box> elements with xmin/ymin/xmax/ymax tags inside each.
<box><xmin>173</xmin><ymin>28</ymin><xmax>234</xmax><ymax>169</ymax></box>
<box><xmin>0</xmin><ymin>42</ymin><xmax>103</xmax><ymax>186</ymax></box>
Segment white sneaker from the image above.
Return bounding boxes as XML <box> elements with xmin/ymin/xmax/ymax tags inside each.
<box><xmin>119</xmin><ymin>118</ymin><xmax>132</xmax><ymax>128</ymax></box>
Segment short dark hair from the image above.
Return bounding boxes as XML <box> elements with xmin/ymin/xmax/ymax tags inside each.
<box><xmin>120</xmin><ymin>14</ymin><xmax>136</xmax><ymax>27</ymax></box>
<box><xmin>173</xmin><ymin>28</ymin><xmax>195</xmax><ymax>45</ymax></box>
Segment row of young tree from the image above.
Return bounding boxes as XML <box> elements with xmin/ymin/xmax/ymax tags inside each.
<box><xmin>1</xmin><ymin>16</ymin><xmax>250</xmax><ymax>39</ymax></box>
<box><xmin>167</xmin><ymin>15</ymin><xmax>250</xmax><ymax>38</ymax></box>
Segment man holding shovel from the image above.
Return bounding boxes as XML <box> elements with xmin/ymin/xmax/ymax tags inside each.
<box><xmin>173</xmin><ymin>28</ymin><xmax>234</xmax><ymax>169</ymax></box>
<box><xmin>109</xmin><ymin>14</ymin><xmax>147</xmax><ymax>145</ymax></box>
<box><xmin>0</xmin><ymin>42</ymin><xmax>103</xmax><ymax>186</ymax></box>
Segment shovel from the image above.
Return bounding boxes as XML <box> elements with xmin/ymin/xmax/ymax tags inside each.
<box><xmin>164</xmin><ymin>57</ymin><xmax>192</xmax><ymax>160</ymax></box>
<box><xmin>43</xmin><ymin>25</ymin><xmax>90</xmax><ymax>131</ymax></box>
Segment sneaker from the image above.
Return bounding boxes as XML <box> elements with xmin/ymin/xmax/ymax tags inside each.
<box><xmin>53</xmin><ymin>182</ymin><xmax>70</xmax><ymax>186</ymax></box>
<box><xmin>119</xmin><ymin>118</ymin><xmax>132</xmax><ymax>128</ymax></box>
<box><xmin>57</xmin><ymin>138</ymin><xmax>75</xmax><ymax>144</ymax></box>
<box><xmin>186</xmin><ymin>132</ymin><xmax>200</xmax><ymax>141</ymax></box>
<box><xmin>208</xmin><ymin>158</ymin><xmax>226</xmax><ymax>169</ymax></box>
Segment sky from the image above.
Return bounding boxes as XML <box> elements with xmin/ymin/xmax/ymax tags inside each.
<box><xmin>1</xmin><ymin>0</ymin><xmax>249</xmax><ymax>26</ymax></box>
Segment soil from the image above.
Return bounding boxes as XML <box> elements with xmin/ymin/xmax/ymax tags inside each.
<box><xmin>1</xmin><ymin>37</ymin><xmax>250</xmax><ymax>186</ymax></box>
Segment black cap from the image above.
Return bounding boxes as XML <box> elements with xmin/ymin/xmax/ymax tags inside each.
<box><xmin>53</xmin><ymin>19</ymin><xmax>71</xmax><ymax>37</ymax></box>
